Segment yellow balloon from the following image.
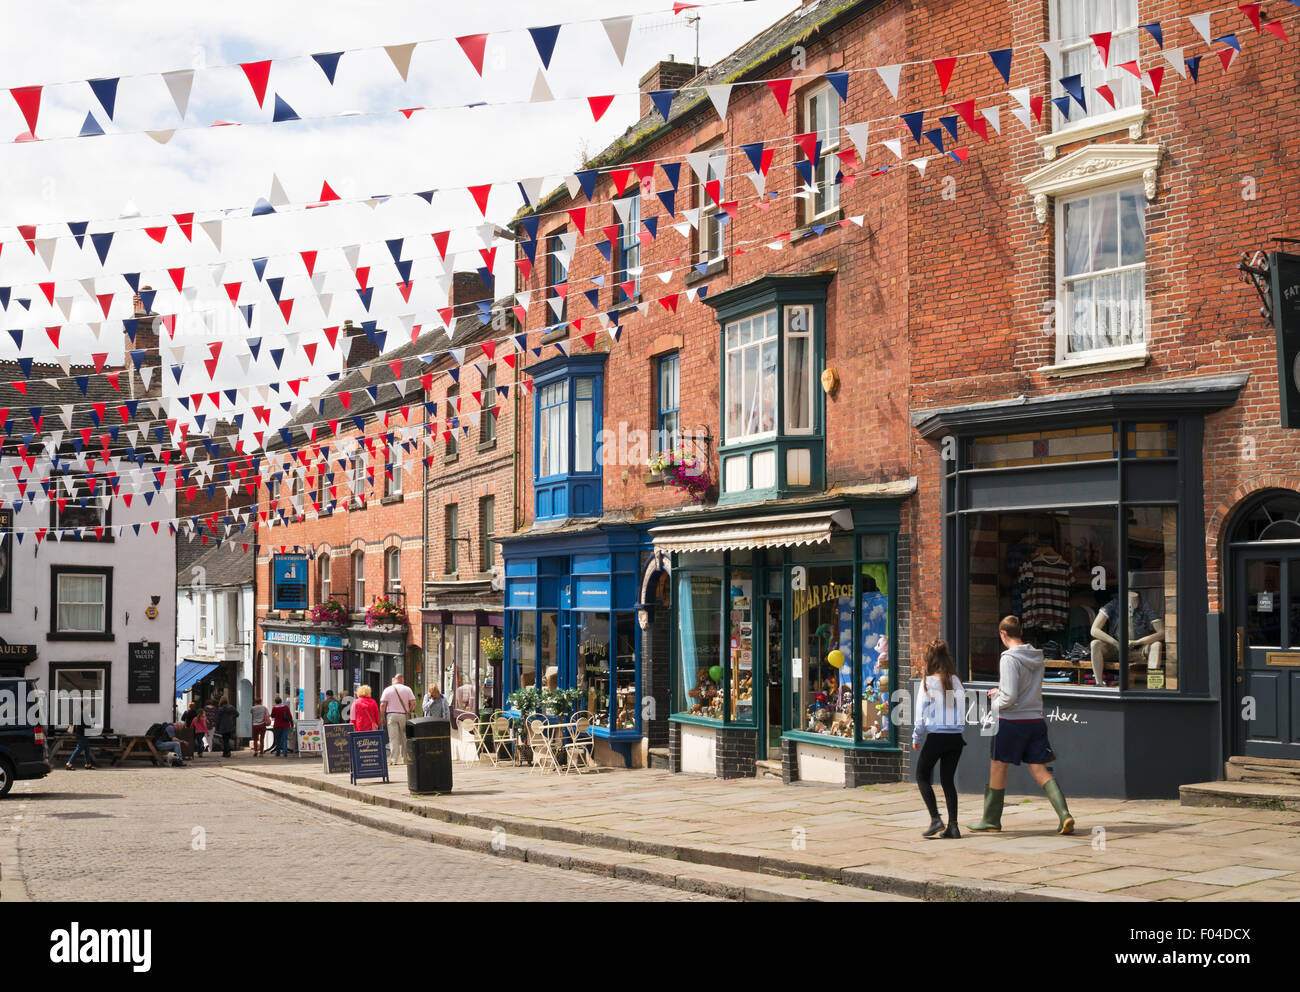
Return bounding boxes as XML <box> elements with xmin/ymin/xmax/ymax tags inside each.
<box><xmin>826</xmin><ymin>650</ymin><xmax>845</xmax><ymax>669</ymax></box>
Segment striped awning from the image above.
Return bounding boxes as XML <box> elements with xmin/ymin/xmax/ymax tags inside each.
<box><xmin>650</xmin><ymin>508</ymin><xmax>854</xmax><ymax>554</ymax></box>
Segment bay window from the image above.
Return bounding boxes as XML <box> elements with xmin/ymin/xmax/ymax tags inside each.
<box><xmin>532</xmin><ymin>354</ymin><xmax>605</xmax><ymax>521</ymax></box>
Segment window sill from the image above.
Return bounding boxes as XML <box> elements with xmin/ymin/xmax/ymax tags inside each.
<box><xmin>783</xmin><ymin>730</ymin><xmax>899</xmax><ymax>752</ymax></box>
<box><xmin>1037</xmin><ymin>107</ymin><xmax>1148</xmax><ymax>160</ymax></box>
<box><xmin>380</xmin><ymin>494</ymin><xmax>404</xmax><ymax>505</ymax></box>
<box><xmin>476</xmin><ymin>438</ymin><xmax>498</xmax><ymax>454</ymax></box>
<box><xmin>47</xmin><ymin>632</ymin><xmax>115</xmax><ymax>642</ymax></box>
<box><xmin>793</xmin><ymin>208</ymin><xmax>844</xmax><ymax>239</ymax></box>
<box><xmin>1038</xmin><ymin>346</ymin><xmax>1149</xmax><ymax>379</ymax></box>
<box><xmin>443</xmin><ymin>453</ymin><xmax>459</xmax><ymax>465</ymax></box>
<box><xmin>540</xmin><ymin>325</ymin><xmax>568</xmax><ymax>345</ymax></box>
<box><xmin>685</xmin><ymin>258</ymin><xmax>726</xmax><ymax>285</ymax></box>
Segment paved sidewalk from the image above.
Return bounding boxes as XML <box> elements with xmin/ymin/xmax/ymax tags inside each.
<box><xmin>229</xmin><ymin>753</ymin><xmax>1300</xmax><ymax>901</ymax></box>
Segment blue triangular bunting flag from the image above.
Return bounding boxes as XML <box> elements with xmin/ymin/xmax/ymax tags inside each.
<box><xmin>271</xmin><ymin>94</ymin><xmax>299</xmax><ymax>122</ymax></box>
<box><xmin>649</xmin><ymin>89</ymin><xmax>675</xmax><ymax>122</ymax></box>
<box><xmin>528</xmin><ymin>24</ymin><xmax>562</xmax><ymax>69</ymax></box>
<box><xmin>91</xmin><ymin>231</ymin><xmax>114</xmax><ymax>265</ymax></box>
<box><xmin>901</xmin><ymin>111</ymin><xmax>925</xmax><ymax>143</ymax></box>
<box><xmin>68</xmin><ymin>221</ymin><xmax>88</xmax><ymax>248</ymax></box>
<box><xmin>1142</xmin><ymin>23</ymin><xmax>1163</xmax><ymax>48</ymax></box>
<box><xmin>312</xmin><ymin>51</ymin><xmax>343</xmax><ymax>84</ymax></box>
<box><xmin>987</xmin><ymin>48</ymin><xmax>1013</xmax><ymax>84</ymax></box>
<box><xmin>824</xmin><ymin>71</ymin><xmax>849</xmax><ymax>102</ymax></box>
<box><xmin>575</xmin><ymin>169</ymin><xmax>598</xmax><ymax>201</ymax></box>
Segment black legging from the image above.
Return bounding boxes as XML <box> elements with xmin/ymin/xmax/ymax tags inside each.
<box><xmin>916</xmin><ymin>732</ymin><xmax>966</xmax><ymax>822</ymax></box>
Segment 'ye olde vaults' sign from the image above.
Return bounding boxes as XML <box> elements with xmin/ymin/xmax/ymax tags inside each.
<box><xmin>127</xmin><ymin>641</ymin><xmax>161</xmax><ymax>704</ymax></box>
<box><xmin>1270</xmin><ymin>252</ymin><xmax>1300</xmax><ymax>429</ymax></box>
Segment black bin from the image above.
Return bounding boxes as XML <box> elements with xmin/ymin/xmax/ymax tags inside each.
<box><xmin>406</xmin><ymin>717</ymin><xmax>452</xmax><ymax>793</ymax></box>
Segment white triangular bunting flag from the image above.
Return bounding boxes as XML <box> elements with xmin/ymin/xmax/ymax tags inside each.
<box><xmin>875</xmin><ymin>65</ymin><xmax>902</xmax><ymax>100</ymax></box>
<box><xmin>1188</xmin><ymin>13</ymin><xmax>1212</xmax><ymax>47</ymax></box>
<box><xmin>881</xmin><ymin>138</ymin><xmax>902</xmax><ymax>159</ymax></box>
<box><xmin>269</xmin><ymin>174</ymin><xmax>290</xmax><ymax>207</ymax></box>
<box><xmin>602</xmin><ymin>16</ymin><xmax>634</xmax><ymax>64</ymax></box>
<box><xmin>385</xmin><ymin>43</ymin><xmax>417</xmax><ymax>83</ymax></box>
<box><xmin>37</xmin><ymin>238</ymin><xmax>57</xmax><ymax>269</ymax></box>
<box><xmin>844</xmin><ymin>122</ymin><xmax>870</xmax><ymax>156</ymax></box>
<box><xmin>146</xmin><ymin>129</ymin><xmax>175</xmax><ymax>145</ymax></box>
<box><xmin>162</xmin><ymin>69</ymin><xmax>195</xmax><ymax>117</ymax></box>
<box><xmin>1008</xmin><ymin>87</ymin><xmax>1032</xmax><ymax>110</ymax></box>
<box><xmin>200</xmin><ymin>219</ymin><xmax>222</xmax><ymax>252</ymax></box>
<box><xmin>747</xmin><ymin>171</ymin><xmax>767</xmax><ymax>197</ymax></box>
<box><xmin>684</xmin><ymin>151</ymin><xmax>711</xmax><ymax>183</ymax></box>
<box><xmin>1008</xmin><ymin>103</ymin><xmax>1034</xmax><ymax>133</ymax></box>
<box><xmin>705</xmin><ymin>84</ymin><xmax>731</xmax><ymax>121</ymax></box>
<box><xmin>564</xmin><ymin>174</ymin><xmax>582</xmax><ymax>199</ymax></box>
<box><xmin>1038</xmin><ymin>40</ymin><xmax>1062</xmax><ymax>78</ymax></box>
<box><xmin>981</xmin><ymin>105</ymin><xmax>1002</xmax><ymax>134</ymax></box>
<box><xmin>530</xmin><ymin>70</ymin><xmax>554</xmax><ymax>104</ymax></box>
<box><xmin>1162</xmin><ymin>46</ymin><xmax>1188</xmax><ymax>79</ymax></box>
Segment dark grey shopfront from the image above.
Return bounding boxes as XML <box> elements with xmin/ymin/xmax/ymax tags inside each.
<box><xmin>916</xmin><ymin>374</ymin><xmax>1248</xmax><ymax>799</ymax></box>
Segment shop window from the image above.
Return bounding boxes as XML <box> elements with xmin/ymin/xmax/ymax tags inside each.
<box><xmin>791</xmin><ymin>564</ymin><xmax>856</xmax><ymax>739</ymax></box>
<box><xmin>614</xmin><ymin>613</ymin><xmax>637</xmax><ymax>731</ymax></box>
<box><xmin>656</xmin><ymin>353</ymin><xmax>680</xmax><ymax>453</ymax></box>
<box><xmin>423</xmin><ymin>624</ymin><xmax>442</xmax><ymax>701</ymax></box>
<box><xmin>860</xmin><ymin>561</ymin><xmax>891</xmax><ymax>739</ymax></box>
<box><xmin>577</xmin><ymin>613</ymin><xmax>611</xmax><ymax>726</ymax></box>
<box><xmin>539</xmin><ymin>612</ymin><xmax>560</xmax><ymax>691</ymax></box>
<box><xmin>442</xmin><ymin>626</ymin><xmax>456</xmax><ymax>697</ymax></box>
<box><xmin>676</xmin><ymin>569</ymin><xmax>723</xmax><ymax>719</ymax></box>
<box><xmin>478</xmin><ymin>626</ymin><xmax>500</xmax><ymax>711</ymax></box>
<box><xmin>352</xmin><ymin>550</ymin><xmax>365</xmax><ymax>608</ymax></box>
<box><xmin>1233</xmin><ymin>492</ymin><xmax>1300</xmax><ymax>543</ymax></box>
<box><xmin>1053</xmin><ymin>0</ymin><xmax>1140</xmax><ymax>130</ymax></box>
<box><xmin>386</xmin><ymin>548</ymin><xmax>402</xmax><ymax>594</ymax></box>
<box><xmin>616</xmin><ymin>194</ymin><xmax>641</xmax><ymax>301</ymax></box>
<box><xmin>452</xmin><ymin>625</ymin><xmax>477</xmax><ymax>713</ymax></box>
<box><xmin>1124</xmin><ymin>506</ymin><xmax>1177</xmax><ymax>690</ymax></box>
<box><xmin>1060</xmin><ymin>184</ymin><xmax>1146</xmax><ymax>358</ymax></box>
<box><xmin>445</xmin><ymin>386</ymin><xmax>459</xmax><ymax>458</ymax></box>
<box><xmin>547</xmin><ymin>230</ymin><xmax>568</xmax><ymax>324</ymax></box>
<box><xmin>966</xmin><ymin>508</ymin><xmax>1120</xmax><ymax>687</ymax></box>
<box><xmin>50</xmin><ymin>666</ymin><xmax>108</xmax><ymax>731</ymax></box>
<box><xmin>728</xmin><ymin>571</ymin><xmax>755</xmax><ymax>723</ymax></box>
<box><xmin>444</xmin><ymin>505</ymin><xmax>459</xmax><ymax>574</ymax></box>
<box><xmin>802</xmin><ymin>84</ymin><xmax>841</xmax><ymax>221</ymax></box>
<box><xmin>512</xmin><ymin>612</ymin><xmax>537</xmax><ymax>692</ymax></box>
<box><xmin>1124</xmin><ymin>421</ymin><xmax>1176</xmax><ymax>458</ymax></box>
<box><xmin>480</xmin><ymin>365</ymin><xmax>497</xmax><ymax>446</ymax></box>
<box><xmin>968</xmin><ymin>425</ymin><xmax>1118</xmax><ymax>468</ymax></box>
<box><xmin>50</xmin><ymin>567</ymin><xmax>112</xmax><ymax>638</ymax></box>
<box><xmin>479</xmin><ymin>496</ymin><xmax>496</xmax><ymax>570</ymax></box>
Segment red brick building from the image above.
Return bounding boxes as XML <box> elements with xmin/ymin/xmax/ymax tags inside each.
<box><xmin>501</xmin><ymin>0</ymin><xmax>1300</xmax><ymax>796</ymax></box>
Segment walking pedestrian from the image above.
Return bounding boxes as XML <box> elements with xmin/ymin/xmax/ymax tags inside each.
<box><xmin>379</xmin><ymin>674</ymin><xmax>416</xmax><ymax>763</ymax></box>
<box><xmin>350</xmin><ymin>685</ymin><xmax>381</xmax><ymax>733</ymax></box>
<box><xmin>319</xmin><ymin>690</ymin><xmax>343</xmax><ymax>725</ymax></box>
<box><xmin>250</xmin><ymin>697</ymin><xmax>269</xmax><ymax>756</ymax></box>
<box><xmin>216</xmin><ymin>697</ymin><xmax>239</xmax><ymax>757</ymax></box>
<box><xmin>190</xmin><ymin>709</ymin><xmax>208</xmax><ymax>758</ymax></box>
<box><xmin>65</xmin><ymin>714</ymin><xmax>96</xmax><ymax>770</ymax></box>
<box><xmin>340</xmin><ymin>687</ymin><xmax>356</xmax><ymax>723</ymax></box>
<box><xmin>269</xmin><ymin>695</ymin><xmax>294</xmax><ymax>756</ymax></box>
<box><xmin>912</xmin><ymin>638</ymin><xmax>966</xmax><ymax>839</ymax></box>
<box><xmin>202</xmin><ymin>698</ymin><xmax>217</xmax><ymax>751</ymax></box>
<box><xmin>969</xmin><ymin>616</ymin><xmax>1075</xmax><ymax>835</ymax></box>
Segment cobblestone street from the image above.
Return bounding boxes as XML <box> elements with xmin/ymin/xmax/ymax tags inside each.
<box><xmin>6</xmin><ymin>765</ymin><xmax>716</xmax><ymax>901</ymax></box>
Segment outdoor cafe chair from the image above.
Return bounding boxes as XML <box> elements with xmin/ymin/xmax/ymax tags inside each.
<box><xmin>489</xmin><ymin>714</ymin><xmax>517</xmax><ymax>766</ymax></box>
<box><xmin>456</xmin><ymin>714</ymin><xmax>484</xmax><ymax>765</ymax></box>
<box><xmin>563</xmin><ymin>714</ymin><xmax>596</xmax><ymax>775</ymax></box>
<box><xmin>527</xmin><ymin>718</ymin><xmax>559</xmax><ymax>775</ymax></box>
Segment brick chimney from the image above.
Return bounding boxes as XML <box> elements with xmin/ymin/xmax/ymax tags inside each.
<box><xmin>343</xmin><ymin>318</ymin><xmax>381</xmax><ymax>371</ymax></box>
<box><xmin>126</xmin><ymin>286</ymin><xmax>162</xmax><ymax>400</ymax></box>
<box><xmin>639</xmin><ymin>57</ymin><xmax>698</xmax><ymax>120</ymax></box>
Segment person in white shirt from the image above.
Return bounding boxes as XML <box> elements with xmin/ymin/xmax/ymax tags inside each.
<box><xmin>379</xmin><ymin>674</ymin><xmax>416</xmax><ymax>764</ymax></box>
<box><xmin>912</xmin><ymin>638</ymin><xmax>967</xmax><ymax>839</ymax></box>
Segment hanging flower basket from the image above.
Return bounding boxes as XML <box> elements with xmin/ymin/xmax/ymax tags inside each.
<box><xmin>365</xmin><ymin>598</ymin><xmax>408</xmax><ymax>629</ymax></box>
<box><xmin>307</xmin><ymin>599</ymin><xmax>349</xmax><ymax>626</ymax></box>
<box><xmin>649</xmin><ymin>450</ymin><xmax>714</xmax><ymax>503</ymax></box>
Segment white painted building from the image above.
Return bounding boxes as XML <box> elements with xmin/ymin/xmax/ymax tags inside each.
<box><xmin>176</xmin><ymin>542</ymin><xmax>255</xmax><ymax>734</ymax></box>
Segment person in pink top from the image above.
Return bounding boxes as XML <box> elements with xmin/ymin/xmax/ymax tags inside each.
<box><xmin>350</xmin><ymin>685</ymin><xmax>381</xmax><ymax>733</ymax></box>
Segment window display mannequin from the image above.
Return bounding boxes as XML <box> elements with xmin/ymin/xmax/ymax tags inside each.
<box><xmin>1089</xmin><ymin>574</ymin><xmax>1163</xmax><ymax>686</ymax></box>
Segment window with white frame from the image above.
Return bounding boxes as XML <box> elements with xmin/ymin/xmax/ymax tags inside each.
<box><xmin>1054</xmin><ymin>0</ymin><xmax>1140</xmax><ymax>130</ymax></box>
<box><xmin>51</xmin><ymin>477</ymin><xmax>110</xmax><ymax>537</ymax></box>
<box><xmin>481</xmin><ymin>365</ymin><xmax>497</xmax><ymax>446</ymax></box>
<box><xmin>537</xmin><ymin>380</ymin><xmax>569</xmax><ymax>478</ymax></box>
<box><xmin>1059</xmin><ymin>183</ymin><xmax>1147</xmax><ymax>358</ymax></box>
<box><xmin>446</xmin><ymin>386</ymin><xmax>460</xmax><ymax>457</ymax></box>
<box><xmin>55</xmin><ymin>570</ymin><xmax>108</xmax><ymax>635</ymax></box>
<box><xmin>804</xmin><ymin>85</ymin><xmax>841</xmax><ymax>220</ymax></box>
<box><xmin>352</xmin><ymin>550</ymin><xmax>365</xmax><ymax>607</ymax></box>
<box><xmin>386</xmin><ymin>547</ymin><xmax>402</xmax><ymax>593</ymax></box>
<box><xmin>196</xmin><ymin>593</ymin><xmax>210</xmax><ymax>648</ymax></box>
<box><xmin>316</xmin><ymin>469</ymin><xmax>329</xmax><ymax>513</ymax></box>
<box><xmin>617</xmin><ymin>195</ymin><xmax>641</xmax><ymax>300</ymax></box>
<box><xmin>697</xmin><ymin>145</ymin><xmax>725</xmax><ymax>264</ymax></box>
<box><xmin>350</xmin><ymin>451</ymin><xmax>366</xmax><ymax>504</ymax></box>
<box><xmin>384</xmin><ymin>444</ymin><xmax>402</xmax><ymax>498</ymax></box>
<box><xmin>724</xmin><ymin>309</ymin><xmax>779</xmax><ymax>443</ymax></box>
<box><xmin>319</xmin><ymin>553</ymin><xmax>331</xmax><ymax>602</ymax></box>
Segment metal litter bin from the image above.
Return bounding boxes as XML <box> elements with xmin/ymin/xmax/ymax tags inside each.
<box><xmin>406</xmin><ymin>717</ymin><xmax>452</xmax><ymax>793</ymax></box>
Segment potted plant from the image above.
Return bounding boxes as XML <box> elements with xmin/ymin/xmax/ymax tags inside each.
<box><xmin>481</xmin><ymin>631</ymin><xmax>505</xmax><ymax>664</ymax></box>
<box><xmin>307</xmin><ymin>598</ymin><xmax>348</xmax><ymax>626</ymax></box>
<box><xmin>648</xmin><ymin>449</ymin><xmax>714</xmax><ymax>503</ymax></box>
<box><xmin>364</xmin><ymin>598</ymin><xmax>408</xmax><ymax>629</ymax></box>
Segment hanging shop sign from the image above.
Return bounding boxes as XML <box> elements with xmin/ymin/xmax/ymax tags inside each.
<box><xmin>272</xmin><ymin>554</ymin><xmax>310</xmax><ymax>610</ymax></box>
<box><xmin>127</xmin><ymin>641</ymin><xmax>161</xmax><ymax>704</ymax></box>
<box><xmin>1270</xmin><ymin>251</ymin><xmax>1300</xmax><ymax>429</ymax></box>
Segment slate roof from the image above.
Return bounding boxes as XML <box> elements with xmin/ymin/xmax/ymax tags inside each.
<box><xmin>178</xmin><ymin>538</ymin><xmax>255</xmax><ymax>586</ymax></box>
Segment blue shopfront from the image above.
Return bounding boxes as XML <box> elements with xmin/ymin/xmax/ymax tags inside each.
<box><xmin>500</xmin><ymin>524</ymin><xmax>650</xmax><ymax>767</ymax></box>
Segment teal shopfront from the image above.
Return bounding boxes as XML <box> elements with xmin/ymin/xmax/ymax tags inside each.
<box><xmin>655</xmin><ymin>493</ymin><xmax>909</xmax><ymax>786</ymax></box>
<box><xmin>499</xmin><ymin>523</ymin><xmax>650</xmax><ymax>767</ymax></box>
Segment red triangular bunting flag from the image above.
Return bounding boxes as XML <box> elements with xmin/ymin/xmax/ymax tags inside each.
<box><xmin>1147</xmin><ymin>67</ymin><xmax>1165</xmax><ymax>96</ymax></box>
<box><xmin>145</xmin><ymin>226</ymin><xmax>167</xmax><ymax>243</ymax></box>
<box><xmin>468</xmin><ymin>183</ymin><xmax>492</xmax><ymax>216</ymax></box>
<box><xmin>300</xmin><ymin>250</ymin><xmax>317</xmax><ymax>276</ymax></box>
<box><xmin>432</xmin><ymin>230</ymin><xmax>450</xmax><ymax>259</ymax></box>
<box><xmin>457</xmin><ymin>34</ymin><xmax>489</xmax><ymax>76</ymax></box>
<box><xmin>173</xmin><ymin>213</ymin><xmax>194</xmax><ymax>241</ymax></box>
<box><xmin>168</xmin><ymin>267</ymin><xmax>185</xmax><ymax>292</ymax></box>
<box><xmin>766</xmin><ymin>78</ymin><xmax>792</xmax><ymax>114</ymax></box>
<box><xmin>587</xmin><ymin>95</ymin><xmax>615</xmax><ymax>121</ymax></box>
<box><xmin>932</xmin><ymin>57</ymin><xmax>958</xmax><ymax>95</ymax></box>
<box><xmin>1095</xmin><ymin>84</ymin><xmax>1116</xmax><ymax>109</ymax></box>
<box><xmin>10</xmin><ymin>86</ymin><xmax>41</xmax><ymax>135</ymax></box>
<box><xmin>97</xmin><ymin>293</ymin><xmax>114</xmax><ymax>317</ymax></box>
<box><xmin>240</xmin><ymin>60</ymin><xmax>272</xmax><ymax>108</ymax></box>
<box><xmin>279</xmin><ymin>299</ymin><xmax>294</xmax><ymax>322</ymax></box>
<box><xmin>323</xmin><ymin>325</ymin><xmax>340</xmax><ymax>347</ymax></box>
<box><xmin>319</xmin><ymin>180</ymin><xmax>340</xmax><ymax>202</ymax></box>
<box><xmin>567</xmin><ymin>206</ymin><xmax>588</xmax><ymax>234</ymax></box>
<box><xmin>1264</xmin><ymin>20</ymin><xmax>1289</xmax><ymax>42</ymax></box>
<box><xmin>1090</xmin><ymin>31</ymin><xmax>1112</xmax><ymax>66</ymax></box>
<box><xmin>1218</xmin><ymin>48</ymin><xmax>1237</xmax><ymax>71</ymax></box>
<box><xmin>224</xmin><ymin>282</ymin><xmax>241</xmax><ymax>304</ymax></box>
<box><xmin>1240</xmin><ymin>3</ymin><xmax>1262</xmax><ymax>33</ymax></box>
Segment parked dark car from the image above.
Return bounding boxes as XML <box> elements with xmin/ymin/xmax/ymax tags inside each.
<box><xmin>0</xmin><ymin>679</ymin><xmax>50</xmax><ymax>797</ymax></box>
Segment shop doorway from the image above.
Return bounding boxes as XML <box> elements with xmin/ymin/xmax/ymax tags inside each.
<box><xmin>763</xmin><ymin>598</ymin><xmax>783</xmax><ymax>760</ymax></box>
<box><xmin>1229</xmin><ymin>491</ymin><xmax>1300</xmax><ymax>760</ymax></box>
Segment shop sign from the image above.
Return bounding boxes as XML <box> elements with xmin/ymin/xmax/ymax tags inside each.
<box><xmin>322</xmin><ymin>722</ymin><xmax>353</xmax><ymax>773</ymax></box>
<box><xmin>791</xmin><ymin>581</ymin><xmax>855</xmax><ymax>621</ymax></box>
<box><xmin>127</xmin><ymin>641</ymin><xmax>161</xmax><ymax>704</ymax></box>
<box><xmin>296</xmin><ymin>719</ymin><xmax>324</xmax><ymax>755</ymax></box>
<box><xmin>272</xmin><ymin>554</ymin><xmax>310</xmax><ymax>610</ymax></box>
<box><xmin>1270</xmin><ymin>251</ymin><xmax>1300</xmax><ymax>429</ymax></box>
<box><xmin>0</xmin><ymin>642</ymin><xmax>38</xmax><ymax>662</ymax></box>
<box><xmin>330</xmin><ymin>650</ymin><xmax>344</xmax><ymax>670</ymax></box>
<box><xmin>348</xmin><ymin>729</ymin><xmax>390</xmax><ymax>785</ymax></box>
<box><xmin>263</xmin><ymin>630</ymin><xmax>344</xmax><ymax>648</ymax></box>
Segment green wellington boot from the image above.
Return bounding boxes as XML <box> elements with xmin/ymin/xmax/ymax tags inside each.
<box><xmin>1043</xmin><ymin>778</ymin><xmax>1075</xmax><ymax>835</ymax></box>
<box><xmin>967</xmin><ymin>786</ymin><xmax>1004</xmax><ymax>832</ymax></box>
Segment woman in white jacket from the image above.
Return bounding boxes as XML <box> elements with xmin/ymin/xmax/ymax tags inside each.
<box><xmin>912</xmin><ymin>639</ymin><xmax>967</xmax><ymax>838</ymax></box>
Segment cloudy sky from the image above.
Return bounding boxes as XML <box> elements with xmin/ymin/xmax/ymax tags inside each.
<box><xmin>1</xmin><ymin>0</ymin><xmax>799</xmax><ymax>438</ymax></box>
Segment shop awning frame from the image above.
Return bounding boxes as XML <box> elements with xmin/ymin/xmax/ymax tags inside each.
<box><xmin>649</xmin><ymin>508</ymin><xmax>854</xmax><ymax>554</ymax></box>
<box><xmin>175</xmin><ymin>660</ymin><xmax>221</xmax><ymax>695</ymax></box>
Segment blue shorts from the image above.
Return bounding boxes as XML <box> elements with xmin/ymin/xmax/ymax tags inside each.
<box><xmin>991</xmin><ymin>719</ymin><xmax>1054</xmax><ymax>765</ymax></box>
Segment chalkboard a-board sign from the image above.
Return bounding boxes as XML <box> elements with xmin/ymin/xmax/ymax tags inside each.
<box><xmin>128</xmin><ymin>641</ymin><xmax>161</xmax><ymax>704</ymax></box>
<box><xmin>321</xmin><ymin>722</ymin><xmax>354</xmax><ymax>774</ymax></box>
<box><xmin>348</xmin><ymin>729</ymin><xmax>390</xmax><ymax>785</ymax></box>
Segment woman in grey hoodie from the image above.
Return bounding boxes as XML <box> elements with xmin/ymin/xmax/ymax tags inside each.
<box><xmin>968</xmin><ymin>616</ymin><xmax>1075</xmax><ymax>835</ymax></box>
